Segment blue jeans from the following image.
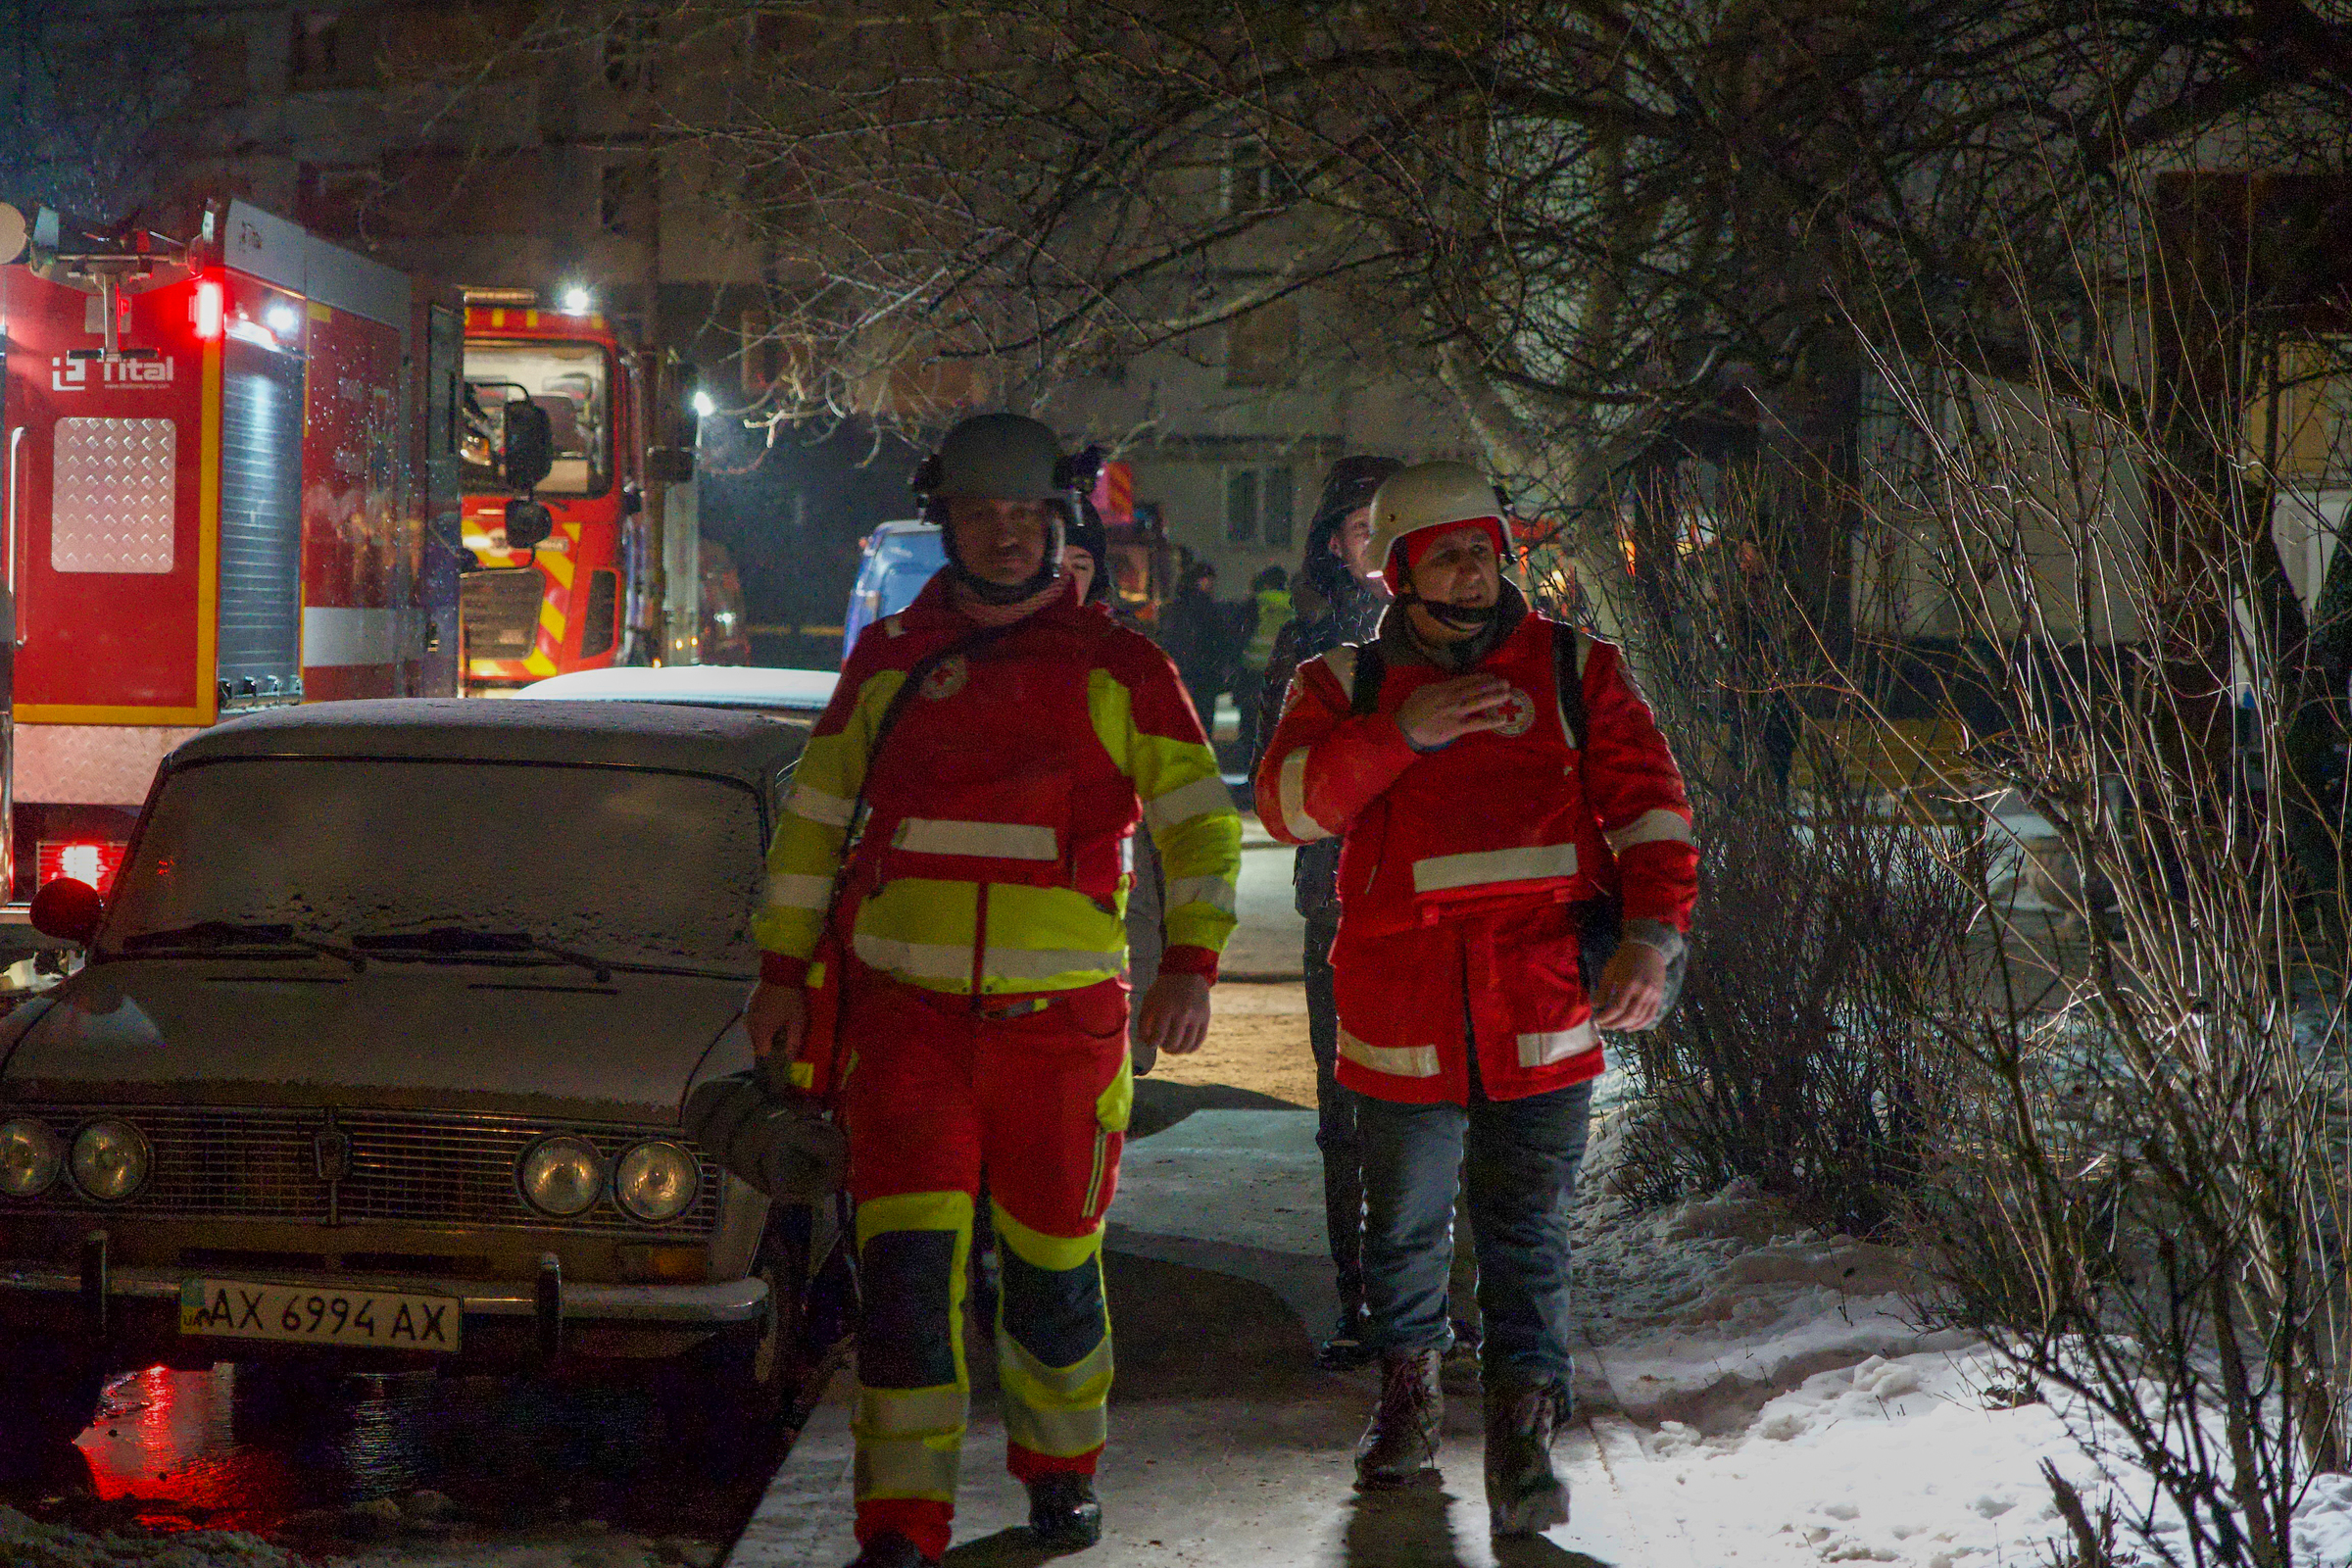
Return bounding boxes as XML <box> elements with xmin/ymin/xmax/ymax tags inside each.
<box><xmin>1355</xmin><ymin>1075</ymin><xmax>1594</xmax><ymax>1386</ymax></box>
<box><xmin>1303</xmin><ymin>914</ymin><xmax>1363</xmax><ymax>1313</ymax></box>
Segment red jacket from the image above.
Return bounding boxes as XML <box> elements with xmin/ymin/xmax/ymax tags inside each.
<box><xmin>1254</xmin><ymin>610</ymin><xmax>1696</xmax><ymax>1103</ymax></box>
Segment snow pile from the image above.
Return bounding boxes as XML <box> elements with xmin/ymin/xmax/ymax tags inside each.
<box><xmin>0</xmin><ymin>1507</ymin><xmax>300</xmax><ymax>1568</ymax></box>
<box><xmin>1570</xmin><ymin>1116</ymin><xmax>2352</xmax><ymax>1565</ymax></box>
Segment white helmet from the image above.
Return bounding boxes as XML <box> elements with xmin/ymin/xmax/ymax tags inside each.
<box><xmin>1365</xmin><ymin>460</ymin><xmax>1507</xmax><ymax>580</ymax></box>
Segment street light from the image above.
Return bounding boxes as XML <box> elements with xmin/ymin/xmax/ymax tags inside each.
<box><xmin>561</xmin><ymin>284</ymin><xmax>593</xmax><ymax>315</ymax></box>
<box><xmin>691</xmin><ymin>389</ymin><xmax>715</xmax><ymax>418</ymax></box>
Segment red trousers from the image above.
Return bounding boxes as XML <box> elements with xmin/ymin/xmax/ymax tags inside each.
<box><xmin>839</xmin><ymin>968</ymin><xmax>1132</xmax><ymax>1560</ymax></box>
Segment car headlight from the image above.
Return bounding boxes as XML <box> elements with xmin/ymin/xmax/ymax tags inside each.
<box><xmin>517</xmin><ymin>1135</ymin><xmax>605</xmax><ymax>1217</ymax></box>
<box><xmin>0</xmin><ymin>1118</ymin><xmax>65</xmax><ymax>1198</ymax></box>
<box><xmin>70</xmin><ymin>1119</ymin><xmax>150</xmax><ymax>1202</ymax></box>
<box><xmin>613</xmin><ymin>1141</ymin><xmax>699</xmax><ymax>1224</ymax></box>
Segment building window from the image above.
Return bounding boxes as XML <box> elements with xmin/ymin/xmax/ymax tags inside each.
<box><xmin>600</xmin><ymin>163</ymin><xmax>647</xmax><ymax>236</ymax></box>
<box><xmin>604</xmin><ymin>8</ymin><xmax>658</xmax><ymax>88</ymax></box>
<box><xmin>1262</xmin><ymin>466</ymin><xmax>1296</xmax><ymax>547</ymax></box>
<box><xmin>1226</xmin><ymin>298</ymin><xmax>1299</xmax><ymax>387</ymax></box>
<box><xmin>1224</xmin><ymin>139</ymin><xmax>1300</xmax><ymax>215</ymax></box>
<box><xmin>1225</xmin><ymin>469</ymin><xmax>1259</xmax><ymax>544</ymax></box>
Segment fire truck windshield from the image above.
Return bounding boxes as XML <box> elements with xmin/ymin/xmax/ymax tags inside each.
<box><xmin>462</xmin><ymin>340</ymin><xmax>612</xmax><ymax>497</ymax></box>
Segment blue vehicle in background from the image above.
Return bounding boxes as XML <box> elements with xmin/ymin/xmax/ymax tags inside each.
<box><xmin>843</xmin><ymin>519</ymin><xmax>947</xmax><ymax>662</ymax></box>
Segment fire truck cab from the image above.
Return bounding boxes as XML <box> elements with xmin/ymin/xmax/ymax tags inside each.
<box><xmin>0</xmin><ymin>199</ymin><xmax>466</xmax><ymax>924</ymax></box>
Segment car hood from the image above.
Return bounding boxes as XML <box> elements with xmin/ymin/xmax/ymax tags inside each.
<box><xmin>0</xmin><ymin>960</ymin><xmax>755</xmax><ymax>1123</ymax></box>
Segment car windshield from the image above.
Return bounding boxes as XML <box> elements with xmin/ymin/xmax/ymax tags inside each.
<box><xmin>101</xmin><ymin>759</ymin><xmax>764</xmax><ymax>974</ymax></box>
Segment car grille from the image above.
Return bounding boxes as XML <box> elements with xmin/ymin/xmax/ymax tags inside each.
<box><xmin>0</xmin><ymin>1106</ymin><xmax>720</xmax><ymax>1236</ymax></box>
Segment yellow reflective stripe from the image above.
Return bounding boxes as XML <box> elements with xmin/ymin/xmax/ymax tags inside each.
<box><xmin>895</xmin><ymin>817</ymin><xmax>1058</xmax><ymax>860</ymax></box>
<box><xmin>1163</xmin><ymin>873</ymin><xmax>1239</xmax><ymax>916</ymax></box>
<box><xmin>764</xmin><ymin>871</ymin><xmax>833</xmax><ymax>910</ymax></box>
<box><xmin>1605</xmin><ymin>808</ymin><xmax>1695</xmax><ymax>853</ymax></box>
<box><xmin>992</xmin><ymin>1200</ymin><xmax>1104</xmax><ymax>1273</ymax></box>
<box><xmin>855</xmin><ymin>1189</ymin><xmax>974</xmax><ymax>1249</ymax></box>
<box><xmin>1276</xmin><ymin>749</ymin><xmax>1334</xmax><ymax>843</ymax></box>
<box><xmin>1142</xmin><ymin>774</ymin><xmax>1232</xmax><ymax>833</ymax></box>
<box><xmin>1518</xmin><ymin>1021</ymin><xmax>1600</xmax><ymax>1067</ymax></box>
<box><xmin>858</xmin><ymin>1383</ymin><xmax>966</xmax><ymax>1437</ymax></box>
<box><xmin>852</xmin><ymin>934</ymin><xmax>1126</xmax><ymax>985</ymax></box>
<box><xmin>1338</xmin><ymin>1024</ymin><xmax>1443</xmax><ymax>1078</ymax></box>
<box><xmin>1411</xmin><ymin>843</ymin><xmax>1578</xmax><ymax>895</ymax></box>
<box><xmin>1096</xmin><ymin>1054</ymin><xmax>1133</xmax><ymax>1135</ymax></box>
<box><xmin>998</xmin><ymin>1334</ymin><xmax>1113</xmax><ymax>1458</ymax></box>
<box><xmin>784</xmin><ymin>782</ymin><xmax>856</xmax><ymax>828</ymax></box>
<box><xmin>854</xmin><ymin>1434</ymin><xmax>960</xmax><ymax>1503</ymax></box>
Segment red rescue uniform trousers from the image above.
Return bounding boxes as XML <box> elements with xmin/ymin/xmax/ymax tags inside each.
<box><xmin>838</xmin><ymin>965</ymin><xmax>1131</xmax><ymax>1561</ymax></box>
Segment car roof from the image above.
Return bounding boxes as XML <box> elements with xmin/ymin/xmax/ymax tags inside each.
<box><xmin>515</xmin><ymin>664</ymin><xmax>838</xmax><ymax>710</ymax></box>
<box><xmin>871</xmin><ymin>518</ymin><xmax>939</xmax><ymax>536</ymax></box>
<box><xmin>169</xmin><ymin>699</ymin><xmax>809</xmax><ymax>792</ymax></box>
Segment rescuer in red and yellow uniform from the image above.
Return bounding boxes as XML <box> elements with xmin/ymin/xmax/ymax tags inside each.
<box><xmin>1253</xmin><ymin>461</ymin><xmax>1697</xmax><ymax>1539</ymax></box>
<box><xmin>744</xmin><ymin>414</ymin><xmax>1242</xmax><ymax>1568</ymax></box>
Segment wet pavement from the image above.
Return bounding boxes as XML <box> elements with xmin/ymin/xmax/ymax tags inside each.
<box><xmin>0</xmin><ymin>1358</ymin><xmax>790</xmax><ymax>1559</ymax></box>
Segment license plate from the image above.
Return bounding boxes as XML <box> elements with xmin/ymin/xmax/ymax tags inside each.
<box><xmin>178</xmin><ymin>1278</ymin><xmax>463</xmax><ymax>1352</ymax></box>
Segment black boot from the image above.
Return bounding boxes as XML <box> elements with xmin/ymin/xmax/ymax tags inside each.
<box><xmin>1026</xmin><ymin>1472</ymin><xmax>1102</xmax><ymax>1549</ymax></box>
<box><xmin>1317</xmin><ymin>1302</ymin><xmax>1372</xmax><ymax>1371</ymax></box>
<box><xmin>846</xmin><ymin>1529</ymin><xmax>938</xmax><ymax>1568</ymax></box>
<box><xmin>1354</xmin><ymin>1348</ymin><xmax>1444</xmax><ymax>1489</ymax></box>
<box><xmin>1484</xmin><ymin>1377</ymin><xmax>1570</xmax><ymax>1537</ymax></box>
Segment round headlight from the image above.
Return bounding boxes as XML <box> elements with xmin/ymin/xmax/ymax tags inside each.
<box><xmin>518</xmin><ymin>1135</ymin><xmax>605</xmax><ymax>1217</ymax></box>
<box><xmin>613</xmin><ymin>1141</ymin><xmax>700</xmax><ymax>1224</ymax></box>
<box><xmin>0</xmin><ymin>1118</ymin><xmax>65</xmax><ymax>1198</ymax></box>
<box><xmin>70</xmin><ymin>1119</ymin><xmax>150</xmax><ymax>1202</ymax></box>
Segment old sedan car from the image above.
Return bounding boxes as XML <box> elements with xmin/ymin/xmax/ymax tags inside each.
<box><xmin>0</xmin><ymin>700</ymin><xmax>815</xmax><ymax>1457</ymax></box>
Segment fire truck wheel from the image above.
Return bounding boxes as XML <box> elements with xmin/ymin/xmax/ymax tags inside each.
<box><xmin>0</xmin><ymin>1350</ymin><xmax>105</xmax><ymax>1468</ymax></box>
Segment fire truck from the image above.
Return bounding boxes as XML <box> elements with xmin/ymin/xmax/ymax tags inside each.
<box><xmin>0</xmin><ymin>199</ymin><xmax>468</xmax><ymax>909</ymax></box>
<box><xmin>457</xmin><ymin>297</ymin><xmax>694</xmax><ymax>688</ymax></box>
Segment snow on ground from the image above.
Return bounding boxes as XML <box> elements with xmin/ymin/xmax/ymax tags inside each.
<box><xmin>1570</xmin><ymin>1107</ymin><xmax>2352</xmax><ymax>1566</ymax></box>
<box><xmin>0</xmin><ymin>1507</ymin><xmax>298</xmax><ymax>1567</ymax></box>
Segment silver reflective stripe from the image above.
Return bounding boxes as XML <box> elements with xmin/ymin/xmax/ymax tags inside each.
<box><xmin>1517</xmin><ymin>1020</ymin><xmax>1599</xmax><ymax>1068</ymax></box>
<box><xmin>785</xmin><ymin>783</ymin><xmax>856</xmax><ymax>828</ymax></box>
<box><xmin>1162</xmin><ymin>874</ymin><xmax>1238</xmax><ymax>915</ymax></box>
<box><xmin>764</xmin><ymin>871</ymin><xmax>834</xmax><ymax>911</ymax></box>
<box><xmin>1276</xmin><ymin>749</ymin><xmax>1333</xmax><ymax>843</ymax></box>
<box><xmin>857</xmin><ymin>1383</ymin><xmax>967</xmax><ymax>1438</ymax></box>
<box><xmin>1143</xmin><ymin>774</ymin><xmax>1233</xmax><ymax>833</ymax></box>
<box><xmin>1412</xmin><ymin>842</ymin><xmax>1578</xmax><ymax>895</ymax></box>
<box><xmin>1337</xmin><ymin>1025</ymin><xmax>1442</xmax><ymax>1078</ymax></box>
<box><xmin>852</xmin><ymin>934</ymin><xmax>1123</xmax><ymax>984</ymax></box>
<box><xmin>998</xmin><ymin>1335</ymin><xmax>1113</xmax><ymax>1458</ymax></box>
<box><xmin>854</xmin><ymin>1436</ymin><xmax>961</xmax><ymax>1502</ymax></box>
<box><xmin>883</xmin><ymin>614</ymin><xmax>905</xmax><ymax>638</ymax></box>
<box><xmin>1604</xmin><ymin>808</ymin><xmax>1695</xmax><ymax>853</ymax></box>
<box><xmin>895</xmin><ymin>817</ymin><xmax>1057</xmax><ymax>860</ymax></box>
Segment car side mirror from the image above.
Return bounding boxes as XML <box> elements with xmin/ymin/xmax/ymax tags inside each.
<box><xmin>504</xmin><ymin>497</ymin><xmax>555</xmax><ymax>552</ymax></box>
<box><xmin>502</xmin><ymin>399</ymin><xmax>555</xmax><ymax>491</ymax></box>
<box><xmin>29</xmin><ymin>877</ymin><xmax>102</xmax><ymax>946</ymax></box>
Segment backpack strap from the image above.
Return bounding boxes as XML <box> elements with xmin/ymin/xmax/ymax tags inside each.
<box><xmin>1348</xmin><ymin>642</ymin><xmax>1387</xmax><ymax>718</ymax></box>
<box><xmin>1552</xmin><ymin>625</ymin><xmax>1590</xmax><ymax>751</ymax></box>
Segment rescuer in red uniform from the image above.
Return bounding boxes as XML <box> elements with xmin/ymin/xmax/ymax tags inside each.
<box><xmin>1254</xmin><ymin>461</ymin><xmax>1698</xmax><ymax>1537</ymax></box>
<box><xmin>745</xmin><ymin>415</ymin><xmax>1242</xmax><ymax>1568</ymax></box>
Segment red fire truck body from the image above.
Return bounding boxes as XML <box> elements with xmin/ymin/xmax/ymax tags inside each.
<box><xmin>458</xmin><ymin>305</ymin><xmax>644</xmax><ymax>686</ymax></box>
<box><xmin>1</xmin><ymin>200</ymin><xmax>462</xmax><ymax>902</ymax></box>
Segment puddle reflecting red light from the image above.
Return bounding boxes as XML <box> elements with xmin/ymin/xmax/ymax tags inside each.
<box><xmin>74</xmin><ymin>1366</ymin><xmax>306</xmax><ymax>1533</ymax></box>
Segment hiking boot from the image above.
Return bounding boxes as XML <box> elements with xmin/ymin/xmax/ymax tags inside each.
<box><xmin>1026</xmin><ymin>1472</ymin><xmax>1102</xmax><ymax>1549</ymax></box>
<box><xmin>1484</xmin><ymin>1377</ymin><xmax>1570</xmax><ymax>1537</ymax></box>
<box><xmin>1354</xmin><ymin>1348</ymin><xmax>1445</xmax><ymax>1489</ymax></box>
<box><xmin>846</xmin><ymin>1530</ymin><xmax>938</xmax><ymax>1568</ymax></box>
<box><xmin>1317</xmin><ymin>1304</ymin><xmax>1373</xmax><ymax>1371</ymax></box>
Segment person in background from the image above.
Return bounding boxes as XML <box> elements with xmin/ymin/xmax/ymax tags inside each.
<box><xmin>1233</xmin><ymin>565</ymin><xmax>1293</xmax><ymax>763</ymax></box>
<box><xmin>1068</xmin><ymin>503</ymin><xmax>1171</xmax><ymax>1076</ymax></box>
<box><xmin>1250</xmin><ymin>455</ymin><xmax>1401</xmax><ymax>1370</ymax></box>
<box><xmin>1161</xmin><ymin>558</ymin><xmax>1231</xmax><ymax>739</ymax></box>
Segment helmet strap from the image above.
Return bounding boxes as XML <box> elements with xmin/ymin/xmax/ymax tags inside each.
<box><xmin>938</xmin><ymin>501</ymin><xmax>1067</xmax><ymax>605</ymax></box>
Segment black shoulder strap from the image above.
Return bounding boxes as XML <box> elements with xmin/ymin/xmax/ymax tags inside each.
<box><xmin>1553</xmin><ymin>625</ymin><xmax>1589</xmax><ymax>752</ymax></box>
<box><xmin>1348</xmin><ymin>642</ymin><xmax>1387</xmax><ymax>717</ymax></box>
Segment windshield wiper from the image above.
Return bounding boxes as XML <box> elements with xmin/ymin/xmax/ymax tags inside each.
<box><xmin>120</xmin><ymin>921</ymin><xmax>367</xmax><ymax>974</ymax></box>
<box><xmin>352</xmin><ymin>927</ymin><xmax>613</xmax><ymax>984</ymax></box>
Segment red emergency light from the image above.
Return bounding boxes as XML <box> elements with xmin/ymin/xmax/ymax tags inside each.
<box><xmin>192</xmin><ymin>279</ymin><xmax>223</xmax><ymax>341</ymax></box>
<box><xmin>36</xmin><ymin>841</ymin><xmax>127</xmax><ymax>896</ymax></box>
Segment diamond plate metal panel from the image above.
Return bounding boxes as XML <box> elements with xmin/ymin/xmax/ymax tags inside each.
<box><xmin>52</xmin><ymin>417</ymin><xmax>177</xmax><ymax>573</ymax></box>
